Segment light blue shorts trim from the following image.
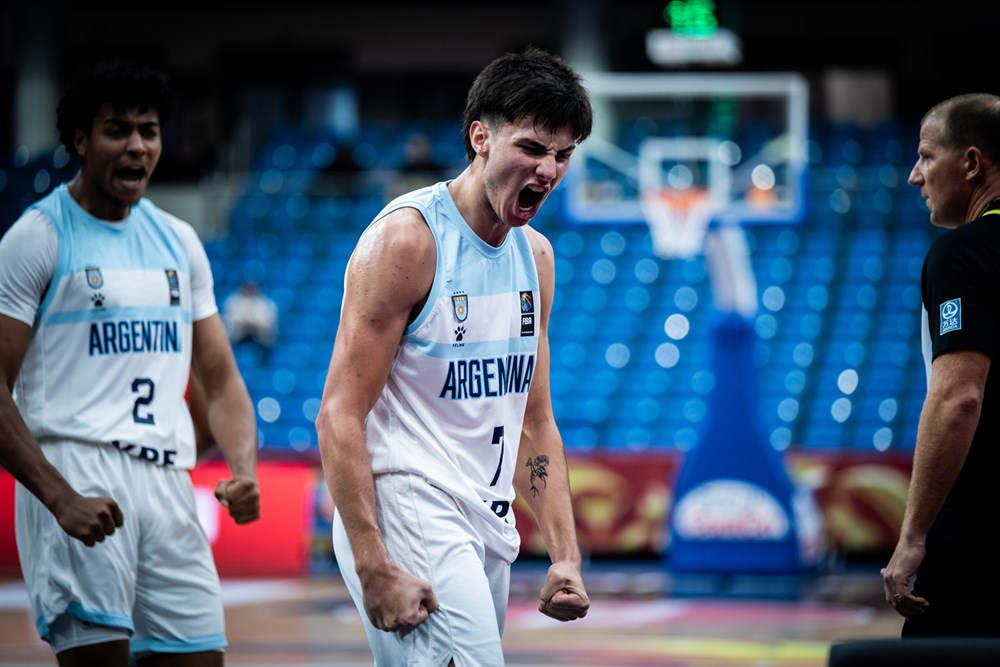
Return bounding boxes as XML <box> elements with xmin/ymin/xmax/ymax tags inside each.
<box><xmin>130</xmin><ymin>633</ymin><xmax>228</xmax><ymax>656</ymax></box>
<box><xmin>46</xmin><ymin>611</ymin><xmax>131</xmax><ymax>654</ymax></box>
<box><xmin>37</xmin><ymin>600</ymin><xmax>135</xmax><ymax>641</ymax></box>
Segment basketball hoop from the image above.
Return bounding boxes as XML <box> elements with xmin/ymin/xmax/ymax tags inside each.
<box><xmin>640</xmin><ymin>186</ymin><xmax>714</xmax><ymax>259</ymax></box>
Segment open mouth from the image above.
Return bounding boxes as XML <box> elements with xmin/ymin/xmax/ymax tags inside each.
<box><xmin>116</xmin><ymin>166</ymin><xmax>147</xmax><ymax>184</ymax></box>
<box><xmin>518</xmin><ymin>185</ymin><xmax>545</xmax><ymax>211</ymax></box>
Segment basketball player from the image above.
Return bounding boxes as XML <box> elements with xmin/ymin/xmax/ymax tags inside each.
<box><xmin>882</xmin><ymin>93</ymin><xmax>1000</xmax><ymax>637</ymax></box>
<box><xmin>0</xmin><ymin>61</ymin><xmax>260</xmax><ymax>665</ymax></box>
<box><xmin>316</xmin><ymin>46</ymin><xmax>593</xmax><ymax>665</ymax></box>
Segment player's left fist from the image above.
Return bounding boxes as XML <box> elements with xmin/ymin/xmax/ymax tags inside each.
<box><xmin>215</xmin><ymin>476</ymin><xmax>261</xmax><ymax>524</ymax></box>
<box><xmin>538</xmin><ymin>561</ymin><xmax>590</xmax><ymax>622</ymax></box>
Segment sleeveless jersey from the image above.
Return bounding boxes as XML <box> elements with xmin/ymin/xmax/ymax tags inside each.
<box><xmin>0</xmin><ymin>184</ymin><xmax>216</xmax><ymax>469</ymax></box>
<box><xmin>362</xmin><ymin>182</ymin><xmax>540</xmax><ymax>562</ymax></box>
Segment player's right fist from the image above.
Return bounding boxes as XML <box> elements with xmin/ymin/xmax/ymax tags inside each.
<box><xmin>55</xmin><ymin>495</ymin><xmax>124</xmax><ymax>547</ymax></box>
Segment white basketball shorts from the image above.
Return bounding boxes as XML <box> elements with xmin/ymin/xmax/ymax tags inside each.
<box><xmin>15</xmin><ymin>439</ymin><xmax>226</xmax><ymax>656</ymax></box>
<box><xmin>333</xmin><ymin>472</ymin><xmax>512</xmax><ymax>667</ymax></box>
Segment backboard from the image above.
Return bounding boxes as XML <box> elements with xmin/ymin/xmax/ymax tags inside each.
<box><xmin>565</xmin><ymin>72</ymin><xmax>809</xmax><ymax>229</ymax></box>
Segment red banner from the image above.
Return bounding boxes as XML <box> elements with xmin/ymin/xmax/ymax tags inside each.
<box><xmin>0</xmin><ymin>470</ymin><xmax>16</xmax><ymax>576</ymax></box>
<box><xmin>516</xmin><ymin>451</ymin><xmax>680</xmax><ymax>557</ymax></box>
<box><xmin>0</xmin><ymin>461</ymin><xmax>315</xmax><ymax>579</ymax></box>
<box><xmin>190</xmin><ymin>461</ymin><xmax>315</xmax><ymax>577</ymax></box>
<box><xmin>787</xmin><ymin>449</ymin><xmax>912</xmax><ymax>558</ymax></box>
<box><xmin>0</xmin><ymin>448</ymin><xmax>914</xmax><ymax>576</ymax></box>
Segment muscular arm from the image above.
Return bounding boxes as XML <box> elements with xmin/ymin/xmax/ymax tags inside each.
<box><xmin>882</xmin><ymin>349</ymin><xmax>988</xmax><ymax>615</ymax></box>
<box><xmin>315</xmin><ymin>208</ymin><xmax>439</xmax><ymax>631</ymax></box>
<box><xmin>187</xmin><ymin>369</ymin><xmax>219</xmax><ymax>462</ymax></box>
<box><xmin>0</xmin><ymin>314</ymin><xmax>123</xmax><ymax>545</ymax></box>
<box><xmin>514</xmin><ymin>229</ymin><xmax>589</xmax><ymax>622</ymax></box>
<box><xmin>191</xmin><ymin>314</ymin><xmax>260</xmax><ymax>524</ymax></box>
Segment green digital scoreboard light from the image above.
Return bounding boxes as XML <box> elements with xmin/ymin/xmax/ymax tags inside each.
<box><xmin>647</xmin><ymin>0</ymin><xmax>742</xmax><ymax>66</ymax></box>
<box><xmin>664</xmin><ymin>0</ymin><xmax>719</xmax><ymax>39</ymax></box>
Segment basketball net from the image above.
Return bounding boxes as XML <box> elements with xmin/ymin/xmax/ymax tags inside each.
<box><xmin>640</xmin><ymin>186</ymin><xmax>713</xmax><ymax>259</ymax></box>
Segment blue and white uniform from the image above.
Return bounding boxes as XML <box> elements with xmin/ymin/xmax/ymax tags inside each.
<box><xmin>1</xmin><ymin>184</ymin><xmax>213</xmax><ymax>469</ymax></box>
<box><xmin>0</xmin><ymin>184</ymin><xmax>225</xmax><ymax>654</ymax></box>
<box><xmin>333</xmin><ymin>181</ymin><xmax>540</xmax><ymax>666</ymax></box>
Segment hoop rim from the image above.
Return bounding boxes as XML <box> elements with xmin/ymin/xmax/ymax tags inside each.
<box><xmin>640</xmin><ymin>185</ymin><xmax>715</xmax><ymax>259</ymax></box>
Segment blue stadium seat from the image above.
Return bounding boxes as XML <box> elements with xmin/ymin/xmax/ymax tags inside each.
<box><xmin>161</xmin><ymin>117</ymin><xmax>934</xmax><ymax>455</ymax></box>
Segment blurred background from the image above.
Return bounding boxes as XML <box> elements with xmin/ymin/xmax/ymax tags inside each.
<box><xmin>1</xmin><ymin>0</ymin><xmax>995</xmax><ymax>578</ymax></box>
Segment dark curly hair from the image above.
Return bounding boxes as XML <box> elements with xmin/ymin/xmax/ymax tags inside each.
<box><xmin>56</xmin><ymin>60</ymin><xmax>174</xmax><ymax>152</ymax></box>
<box><xmin>461</xmin><ymin>46</ymin><xmax>592</xmax><ymax>161</ymax></box>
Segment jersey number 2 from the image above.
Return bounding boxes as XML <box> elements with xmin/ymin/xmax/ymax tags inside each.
<box><xmin>132</xmin><ymin>377</ymin><xmax>156</xmax><ymax>425</ymax></box>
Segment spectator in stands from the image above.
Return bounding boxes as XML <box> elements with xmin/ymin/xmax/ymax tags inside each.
<box><xmin>315</xmin><ymin>46</ymin><xmax>593</xmax><ymax>665</ymax></box>
<box><xmin>317</xmin><ymin>136</ymin><xmax>366</xmax><ymax>195</ymax></box>
<box><xmin>223</xmin><ymin>280</ymin><xmax>279</xmax><ymax>365</ymax></box>
<box><xmin>882</xmin><ymin>93</ymin><xmax>1000</xmax><ymax>637</ymax></box>
<box><xmin>0</xmin><ymin>60</ymin><xmax>260</xmax><ymax>665</ymax></box>
<box><xmin>401</xmin><ymin>131</ymin><xmax>444</xmax><ymax>174</ymax></box>
<box><xmin>387</xmin><ymin>130</ymin><xmax>449</xmax><ymax>200</ymax></box>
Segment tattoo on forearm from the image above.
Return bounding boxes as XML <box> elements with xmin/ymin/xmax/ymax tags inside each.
<box><xmin>526</xmin><ymin>455</ymin><xmax>550</xmax><ymax>496</ymax></box>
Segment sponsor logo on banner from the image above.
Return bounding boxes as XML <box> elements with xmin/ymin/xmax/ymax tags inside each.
<box><xmin>673</xmin><ymin>478</ymin><xmax>790</xmax><ymax>540</ymax></box>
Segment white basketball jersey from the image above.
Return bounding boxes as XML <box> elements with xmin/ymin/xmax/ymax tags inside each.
<box><xmin>0</xmin><ymin>185</ymin><xmax>217</xmax><ymax>469</ymax></box>
<box><xmin>362</xmin><ymin>182</ymin><xmax>540</xmax><ymax>562</ymax></box>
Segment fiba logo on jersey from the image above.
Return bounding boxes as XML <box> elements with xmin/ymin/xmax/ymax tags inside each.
<box><xmin>165</xmin><ymin>269</ymin><xmax>181</xmax><ymax>306</ymax></box>
<box><xmin>519</xmin><ymin>290</ymin><xmax>534</xmax><ymax>337</ymax></box>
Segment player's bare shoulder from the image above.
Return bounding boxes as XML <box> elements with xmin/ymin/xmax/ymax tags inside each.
<box><xmin>523</xmin><ymin>224</ymin><xmax>554</xmax><ymax>260</ymax></box>
<box><xmin>348</xmin><ymin>206</ymin><xmax>436</xmax><ymax>311</ymax></box>
<box><xmin>357</xmin><ymin>207</ymin><xmax>434</xmax><ymax>263</ymax></box>
<box><xmin>523</xmin><ymin>226</ymin><xmax>555</xmax><ymax>278</ymax></box>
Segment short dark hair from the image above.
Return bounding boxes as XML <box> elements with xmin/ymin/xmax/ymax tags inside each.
<box><xmin>927</xmin><ymin>93</ymin><xmax>1000</xmax><ymax>164</ymax></box>
<box><xmin>56</xmin><ymin>60</ymin><xmax>174</xmax><ymax>151</ymax></box>
<box><xmin>461</xmin><ymin>46</ymin><xmax>593</xmax><ymax>161</ymax></box>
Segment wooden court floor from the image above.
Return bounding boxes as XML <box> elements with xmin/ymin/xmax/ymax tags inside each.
<box><xmin>0</xmin><ymin>561</ymin><xmax>903</xmax><ymax>667</ymax></box>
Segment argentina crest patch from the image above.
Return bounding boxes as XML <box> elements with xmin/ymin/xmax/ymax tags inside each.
<box><xmin>452</xmin><ymin>293</ymin><xmax>468</xmax><ymax>322</ymax></box>
<box><xmin>940</xmin><ymin>298</ymin><xmax>961</xmax><ymax>334</ymax></box>
<box><xmin>85</xmin><ymin>266</ymin><xmax>103</xmax><ymax>289</ymax></box>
